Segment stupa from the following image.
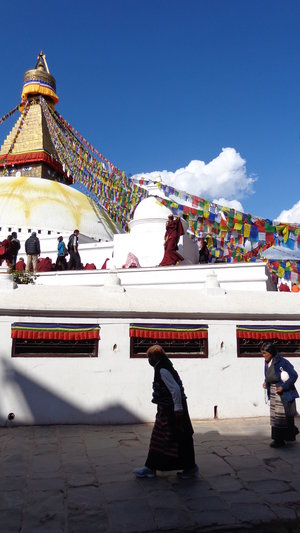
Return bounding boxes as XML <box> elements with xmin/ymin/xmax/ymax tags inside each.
<box><xmin>0</xmin><ymin>52</ymin><xmax>119</xmax><ymax>242</ymax></box>
<box><xmin>0</xmin><ymin>54</ymin><xmax>299</xmax><ymax>430</ymax></box>
<box><xmin>0</xmin><ymin>52</ymin><xmax>300</xmax><ymax>284</ymax></box>
<box><xmin>0</xmin><ymin>51</ymin><xmax>62</xmax><ymax>181</ymax></box>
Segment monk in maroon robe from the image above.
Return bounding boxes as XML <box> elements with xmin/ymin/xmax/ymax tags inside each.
<box><xmin>0</xmin><ymin>236</ymin><xmax>13</xmax><ymax>266</ymax></box>
<box><xmin>16</xmin><ymin>258</ymin><xmax>26</xmax><ymax>271</ymax></box>
<box><xmin>159</xmin><ymin>215</ymin><xmax>185</xmax><ymax>266</ymax></box>
<box><xmin>37</xmin><ymin>257</ymin><xmax>54</xmax><ymax>272</ymax></box>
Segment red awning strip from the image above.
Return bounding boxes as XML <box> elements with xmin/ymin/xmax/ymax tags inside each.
<box><xmin>130</xmin><ymin>325</ymin><xmax>208</xmax><ymax>340</ymax></box>
<box><xmin>11</xmin><ymin>323</ymin><xmax>100</xmax><ymax>341</ymax></box>
<box><xmin>11</xmin><ymin>330</ymin><xmax>99</xmax><ymax>341</ymax></box>
<box><xmin>237</xmin><ymin>326</ymin><xmax>300</xmax><ymax>340</ymax></box>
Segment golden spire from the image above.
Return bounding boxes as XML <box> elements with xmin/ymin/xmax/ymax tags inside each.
<box><xmin>21</xmin><ymin>51</ymin><xmax>59</xmax><ymax>106</ymax></box>
<box><xmin>35</xmin><ymin>51</ymin><xmax>50</xmax><ymax>73</ymax></box>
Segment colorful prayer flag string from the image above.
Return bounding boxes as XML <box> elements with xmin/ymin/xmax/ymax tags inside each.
<box><xmin>0</xmin><ymin>103</ymin><xmax>20</xmax><ymax>126</ymax></box>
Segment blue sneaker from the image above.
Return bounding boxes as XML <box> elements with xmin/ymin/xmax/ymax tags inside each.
<box><xmin>133</xmin><ymin>466</ymin><xmax>156</xmax><ymax>478</ymax></box>
<box><xmin>177</xmin><ymin>465</ymin><xmax>199</xmax><ymax>479</ymax></box>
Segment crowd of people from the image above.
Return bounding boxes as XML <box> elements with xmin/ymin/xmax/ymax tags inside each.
<box><xmin>0</xmin><ymin>229</ymin><xmax>99</xmax><ymax>275</ymax></box>
<box><xmin>0</xmin><ymin>218</ymin><xmax>299</xmax><ymax>294</ymax></box>
<box><xmin>0</xmin><ymin>216</ymin><xmax>208</xmax><ymax>274</ymax></box>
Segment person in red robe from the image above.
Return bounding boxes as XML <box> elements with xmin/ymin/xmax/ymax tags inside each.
<box><xmin>279</xmin><ymin>282</ymin><xmax>290</xmax><ymax>292</ymax></box>
<box><xmin>159</xmin><ymin>215</ymin><xmax>185</xmax><ymax>266</ymax></box>
<box><xmin>84</xmin><ymin>263</ymin><xmax>96</xmax><ymax>270</ymax></box>
<box><xmin>101</xmin><ymin>258</ymin><xmax>110</xmax><ymax>269</ymax></box>
<box><xmin>15</xmin><ymin>258</ymin><xmax>26</xmax><ymax>271</ymax></box>
<box><xmin>0</xmin><ymin>235</ymin><xmax>13</xmax><ymax>266</ymax></box>
<box><xmin>37</xmin><ymin>257</ymin><xmax>54</xmax><ymax>272</ymax></box>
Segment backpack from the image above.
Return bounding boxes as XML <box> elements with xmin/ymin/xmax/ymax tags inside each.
<box><xmin>67</xmin><ymin>235</ymin><xmax>73</xmax><ymax>252</ymax></box>
<box><xmin>63</xmin><ymin>242</ymin><xmax>69</xmax><ymax>257</ymax></box>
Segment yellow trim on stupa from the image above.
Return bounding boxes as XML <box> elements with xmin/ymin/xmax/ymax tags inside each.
<box><xmin>20</xmin><ymin>51</ymin><xmax>59</xmax><ymax>110</ymax></box>
<box><xmin>21</xmin><ymin>84</ymin><xmax>59</xmax><ymax>105</ymax></box>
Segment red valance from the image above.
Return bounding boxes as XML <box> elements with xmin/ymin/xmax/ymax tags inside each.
<box><xmin>130</xmin><ymin>324</ymin><xmax>208</xmax><ymax>340</ymax></box>
<box><xmin>237</xmin><ymin>326</ymin><xmax>300</xmax><ymax>340</ymax></box>
<box><xmin>11</xmin><ymin>323</ymin><xmax>100</xmax><ymax>341</ymax></box>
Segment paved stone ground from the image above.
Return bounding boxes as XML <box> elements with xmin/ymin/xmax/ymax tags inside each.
<box><xmin>1</xmin><ymin>417</ymin><xmax>300</xmax><ymax>532</ymax></box>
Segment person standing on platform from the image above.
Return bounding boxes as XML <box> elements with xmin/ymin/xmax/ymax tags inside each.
<box><xmin>199</xmin><ymin>240</ymin><xmax>210</xmax><ymax>264</ymax></box>
<box><xmin>1</xmin><ymin>235</ymin><xmax>13</xmax><ymax>267</ymax></box>
<box><xmin>67</xmin><ymin>229</ymin><xmax>81</xmax><ymax>270</ymax></box>
<box><xmin>56</xmin><ymin>236</ymin><xmax>68</xmax><ymax>271</ymax></box>
<box><xmin>25</xmin><ymin>231</ymin><xmax>40</xmax><ymax>275</ymax></box>
<box><xmin>134</xmin><ymin>344</ymin><xmax>199</xmax><ymax>479</ymax></box>
<box><xmin>159</xmin><ymin>215</ymin><xmax>185</xmax><ymax>266</ymax></box>
<box><xmin>261</xmin><ymin>341</ymin><xmax>299</xmax><ymax>448</ymax></box>
<box><xmin>11</xmin><ymin>232</ymin><xmax>21</xmax><ymax>268</ymax></box>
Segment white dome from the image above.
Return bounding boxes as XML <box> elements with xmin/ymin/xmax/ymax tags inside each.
<box><xmin>133</xmin><ymin>196</ymin><xmax>171</xmax><ymax>221</ymax></box>
<box><xmin>0</xmin><ymin>176</ymin><xmax>117</xmax><ymax>240</ymax></box>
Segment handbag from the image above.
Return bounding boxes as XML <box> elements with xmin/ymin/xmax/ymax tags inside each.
<box><xmin>280</xmin><ymin>367</ymin><xmax>289</xmax><ymax>383</ymax></box>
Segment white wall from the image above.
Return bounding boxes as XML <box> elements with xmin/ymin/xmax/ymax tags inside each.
<box><xmin>35</xmin><ymin>262</ymin><xmax>273</xmax><ymax>292</ymax></box>
<box><xmin>0</xmin><ymin>277</ymin><xmax>299</xmax><ymax>426</ymax></box>
<box><xmin>0</xmin><ymin>314</ymin><xmax>299</xmax><ymax>426</ymax></box>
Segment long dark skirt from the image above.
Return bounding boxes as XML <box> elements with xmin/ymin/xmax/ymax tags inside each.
<box><xmin>145</xmin><ymin>405</ymin><xmax>195</xmax><ymax>471</ymax></box>
<box><xmin>270</xmin><ymin>384</ymin><xmax>297</xmax><ymax>442</ymax></box>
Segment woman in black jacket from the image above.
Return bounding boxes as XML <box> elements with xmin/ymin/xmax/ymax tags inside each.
<box><xmin>262</xmin><ymin>341</ymin><xmax>299</xmax><ymax>448</ymax></box>
<box><xmin>134</xmin><ymin>344</ymin><xmax>198</xmax><ymax>479</ymax></box>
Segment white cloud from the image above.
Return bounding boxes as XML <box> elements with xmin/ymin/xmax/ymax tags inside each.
<box><xmin>213</xmin><ymin>197</ymin><xmax>244</xmax><ymax>212</ymax></box>
<box><xmin>132</xmin><ymin>147</ymin><xmax>256</xmax><ymax>203</ymax></box>
<box><xmin>275</xmin><ymin>201</ymin><xmax>300</xmax><ymax>224</ymax></box>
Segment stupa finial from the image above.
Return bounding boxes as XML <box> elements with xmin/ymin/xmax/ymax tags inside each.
<box><xmin>21</xmin><ymin>51</ymin><xmax>59</xmax><ymax>107</ymax></box>
<box><xmin>35</xmin><ymin>51</ymin><xmax>50</xmax><ymax>74</ymax></box>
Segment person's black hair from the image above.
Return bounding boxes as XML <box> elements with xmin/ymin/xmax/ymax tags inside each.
<box><xmin>261</xmin><ymin>342</ymin><xmax>277</xmax><ymax>358</ymax></box>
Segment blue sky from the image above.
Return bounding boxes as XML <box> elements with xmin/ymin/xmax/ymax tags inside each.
<box><xmin>1</xmin><ymin>0</ymin><xmax>300</xmax><ymax>221</ymax></box>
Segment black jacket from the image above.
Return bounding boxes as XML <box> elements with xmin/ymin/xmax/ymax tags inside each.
<box><xmin>25</xmin><ymin>235</ymin><xmax>40</xmax><ymax>255</ymax></box>
<box><xmin>152</xmin><ymin>359</ymin><xmax>186</xmax><ymax>407</ymax></box>
<box><xmin>11</xmin><ymin>238</ymin><xmax>20</xmax><ymax>255</ymax></box>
